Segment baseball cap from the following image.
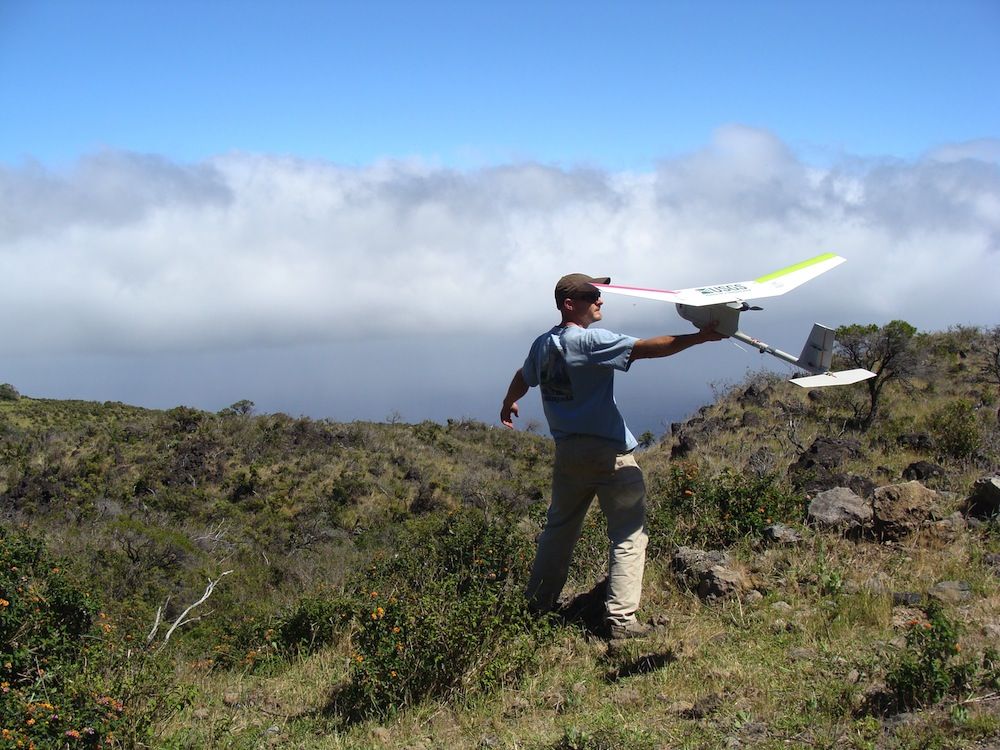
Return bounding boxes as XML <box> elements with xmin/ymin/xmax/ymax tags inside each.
<box><xmin>554</xmin><ymin>273</ymin><xmax>611</xmax><ymax>308</ymax></box>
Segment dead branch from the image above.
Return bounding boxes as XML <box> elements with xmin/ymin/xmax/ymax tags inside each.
<box><xmin>147</xmin><ymin>570</ymin><xmax>233</xmax><ymax>646</ymax></box>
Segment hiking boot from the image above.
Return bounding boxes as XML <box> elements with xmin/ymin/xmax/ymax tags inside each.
<box><xmin>606</xmin><ymin>620</ymin><xmax>653</xmax><ymax>640</ymax></box>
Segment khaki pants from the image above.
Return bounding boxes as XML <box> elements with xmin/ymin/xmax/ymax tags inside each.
<box><xmin>526</xmin><ymin>436</ymin><xmax>648</xmax><ymax>626</ymax></box>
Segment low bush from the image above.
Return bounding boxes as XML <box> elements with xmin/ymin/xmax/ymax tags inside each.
<box><xmin>647</xmin><ymin>463</ymin><xmax>805</xmax><ymax>550</ymax></box>
<box><xmin>927</xmin><ymin>399</ymin><xmax>982</xmax><ymax>459</ymax></box>
<box><xmin>886</xmin><ymin>601</ymin><xmax>971</xmax><ymax>709</ymax></box>
<box><xmin>0</xmin><ymin>527</ymin><xmax>169</xmax><ymax>748</ymax></box>
<box><xmin>276</xmin><ymin>595</ymin><xmax>354</xmax><ymax>656</ymax></box>
<box><xmin>332</xmin><ymin>507</ymin><xmax>550</xmax><ymax>722</ymax></box>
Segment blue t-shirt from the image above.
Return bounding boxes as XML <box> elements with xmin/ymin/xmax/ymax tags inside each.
<box><xmin>522</xmin><ymin>325</ymin><xmax>639</xmax><ymax>451</ymax></box>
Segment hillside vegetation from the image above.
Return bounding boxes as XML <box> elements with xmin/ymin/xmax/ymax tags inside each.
<box><xmin>1</xmin><ymin>323</ymin><xmax>999</xmax><ymax>749</ymax></box>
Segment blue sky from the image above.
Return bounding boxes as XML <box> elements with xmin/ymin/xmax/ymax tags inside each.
<box><xmin>3</xmin><ymin>0</ymin><xmax>998</xmax><ymax>167</ymax></box>
<box><xmin>1</xmin><ymin>1</ymin><xmax>998</xmax><ymax>433</ymax></box>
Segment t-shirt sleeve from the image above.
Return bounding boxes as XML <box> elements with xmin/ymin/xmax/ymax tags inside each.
<box><xmin>575</xmin><ymin>329</ymin><xmax>638</xmax><ymax>370</ymax></box>
<box><xmin>521</xmin><ymin>341</ymin><xmax>540</xmax><ymax>387</ymax></box>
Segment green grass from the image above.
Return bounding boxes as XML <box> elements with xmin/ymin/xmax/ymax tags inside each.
<box><xmin>1</xmin><ymin>324</ymin><xmax>999</xmax><ymax>748</ymax></box>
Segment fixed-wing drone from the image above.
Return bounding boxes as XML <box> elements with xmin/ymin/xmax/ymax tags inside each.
<box><xmin>594</xmin><ymin>253</ymin><xmax>877</xmax><ymax>388</ymax></box>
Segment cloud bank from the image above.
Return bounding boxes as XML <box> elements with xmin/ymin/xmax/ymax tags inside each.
<box><xmin>2</xmin><ymin>125</ymin><xmax>998</xmax><ymax>357</ymax></box>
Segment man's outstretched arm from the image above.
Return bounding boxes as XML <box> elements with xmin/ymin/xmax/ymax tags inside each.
<box><xmin>629</xmin><ymin>324</ymin><xmax>726</xmax><ymax>364</ymax></box>
<box><xmin>501</xmin><ymin>368</ymin><xmax>529</xmax><ymax>428</ymax></box>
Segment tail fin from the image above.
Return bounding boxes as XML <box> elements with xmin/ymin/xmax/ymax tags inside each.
<box><xmin>797</xmin><ymin>324</ymin><xmax>835</xmax><ymax>374</ymax></box>
<box><xmin>791</xmin><ymin>369</ymin><xmax>878</xmax><ymax>388</ymax></box>
<box><xmin>791</xmin><ymin>323</ymin><xmax>876</xmax><ymax>388</ymax></box>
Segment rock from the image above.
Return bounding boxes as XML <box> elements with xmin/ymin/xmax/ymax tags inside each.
<box><xmin>763</xmin><ymin>523</ymin><xmax>803</xmax><ymax>545</ymax></box>
<box><xmin>897</xmin><ymin>433</ymin><xmax>933</xmax><ymax>451</ymax></box>
<box><xmin>672</xmin><ymin>547</ymin><xmax>749</xmax><ymax>600</ymax></box>
<box><xmin>982</xmin><ymin>618</ymin><xmax>1000</xmax><ymax>641</ymax></box>
<box><xmin>222</xmin><ymin>691</ymin><xmax>241</xmax><ymax>707</ymax></box>
<box><xmin>872</xmin><ymin>481</ymin><xmax>939</xmax><ymax>540</ymax></box>
<box><xmin>892</xmin><ymin>592</ymin><xmax>923</xmax><ymax>606</ymax></box>
<box><xmin>902</xmin><ymin>461</ymin><xmax>946</xmax><ymax>482</ymax></box>
<box><xmin>682</xmin><ymin>692</ymin><xmax>723</xmax><ymax>719</ymax></box>
<box><xmin>928</xmin><ymin>580</ymin><xmax>972</xmax><ymax>604</ymax></box>
<box><xmin>671</xmin><ymin>433</ymin><xmax>698</xmax><ymax>459</ymax></box>
<box><xmin>770</xmin><ymin>601</ymin><xmax>792</xmax><ymax>612</ymax></box>
<box><xmin>789</xmin><ymin>436</ymin><xmax>866</xmax><ymax>477</ymax></box>
<box><xmin>985</xmin><ymin>553</ymin><xmax>1000</xmax><ymax>573</ymax></box>
<box><xmin>743</xmin><ymin>589</ymin><xmax>764</xmax><ymax>604</ymax></box>
<box><xmin>807</xmin><ymin>487</ymin><xmax>872</xmax><ymax>535</ymax></box>
<box><xmin>964</xmin><ymin>476</ymin><xmax>1000</xmax><ymax>519</ymax></box>
<box><xmin>918</xmin><ymin>512</ymin><xmax>967</xmax><ymax>548</ymax></box>
<box><xmin>738</xmin><ymin>382</ymin><xmax>773</xmax><ymax>407</ymax></box>
<box><xmin>787</xmin><ymin>442</ymin><xmax>877</xmax><ymax>495</ymax></box>
<box><xmin>663</xmin><ymin>699</ymin><xmax>695</xmax><ymax>715</ymax></box>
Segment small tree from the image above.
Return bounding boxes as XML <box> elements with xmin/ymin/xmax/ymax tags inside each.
<box><xmin>218</xmin><ymin>399</ymin><xmax>255</xmax><ymax>417</ymax></box>
<box><xmin>0</xmin><ymin>382</ymin><xmax>20</xmax><ymax>401</ymax></box>
<box><xmin>835</xmin><ymin>320</ymin><xmax>918</xmax><ymax>431</ymax></box>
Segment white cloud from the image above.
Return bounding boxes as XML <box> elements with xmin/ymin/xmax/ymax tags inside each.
<box><xmin>1</xmin><ymin>127</ymin><xmax>997</xmax><ymax>364</ymax></box>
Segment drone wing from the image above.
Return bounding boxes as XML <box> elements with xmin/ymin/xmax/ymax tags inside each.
<box><xmin>595</xmin><ymin>252</ymin><xmax>845</xmax><ymax>307</ymax></box>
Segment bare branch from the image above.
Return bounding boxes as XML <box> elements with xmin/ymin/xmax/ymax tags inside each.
<box><xmin>148</xmin><ymin>570</ymin><xmax>234</xmax><ymax>646</ymax></box>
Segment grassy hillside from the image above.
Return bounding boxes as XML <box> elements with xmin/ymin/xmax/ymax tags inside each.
<box><xmin>1</xmin><ymin>324</ymin><xmax>999</xmax><ymax>749</ymax></box>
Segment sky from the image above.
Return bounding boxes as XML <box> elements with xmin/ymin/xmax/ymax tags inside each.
<box><xmin>1</xmin><ymin>0</ymin><xmax>999</xmax><ymax>436</ymax></box>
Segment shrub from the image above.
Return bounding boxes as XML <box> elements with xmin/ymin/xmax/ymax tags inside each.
<box><xmin>647</xmin><ymin>463</ymin><xmax>804</xmax><ymax>550</ymax></box>
<box><xmin>0</xmin><ymin>384</ymin><xmax>19</xmax><ymax>402</ymax></box>
<box><xmin>332</xmin><ymin>508</ymin><xmax>550</xmax><ymax>722</ymax></box>
<box><xmin>0</xmin><ymin>527</ymin><xmax>167</xmax><ymax>748</ymax></box>
<box><xmin>927</xmin><ymin>399</ymin><xmax>982</xmax><ymax>459</ymax></box>
<box><xmin>204</xmin><ymin>594</ymin><xmax>354</xmax><ymax>674</ymax></box>
<box><xmin>276</xmin><ymin>595</ymin><xmax>353</xmax><ymax>656</ymax></box>
<box><xmin>886</xmin><ymin>601</ymin><xmax>968</xmax><ymax>709</ymax></box>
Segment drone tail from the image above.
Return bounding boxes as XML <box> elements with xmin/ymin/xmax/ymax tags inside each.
<box><xmin>789</xmin><ymin>324</ymin><xmax>876</xmax><ymax>388</ymax></box>
<box><xmin>796</xmin><ymin>323</ymin><xmax>835</xmax><ymax>373</ymax></box>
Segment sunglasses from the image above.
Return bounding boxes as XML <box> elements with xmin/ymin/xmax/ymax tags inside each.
<box><xmin>573</xmin><ymin>291</ymin><xmax>601</xmax><ymax>303</ymax></box>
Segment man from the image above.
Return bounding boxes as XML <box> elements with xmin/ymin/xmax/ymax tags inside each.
<box><xmin>500</xmin><ymin>273</ymin><xmax>724</xmax><ymax>639</ymax></box>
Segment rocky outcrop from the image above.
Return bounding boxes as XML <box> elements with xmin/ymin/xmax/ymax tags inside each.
<box><xmin>963</xmin><ymin>476</ymin><xmax>1000</xmax><ymax>519</ymax></box>
<box><xmin>872</xmin><ymin>481</ymin><xmax>939</xmax><ymax>541</ymax></box>
<box><xmin>788</xmin><ymin>437</ymin><xmax>874</xmax><ymax>497</ymax></box>
<box><xmin>762</xmin><ymin>523</ymin><xmax>804</xmax><ymax>545</ymax></box>
<box><xmin>807</xmin><ymin>487</ymin><xmax>872</xmax><ymax>536</ymax></box>
<box><xmin>672</xmin><ymin>547</ymin><xmax>751</xmax><ymax>601</ymax></box>
<box><xmin>902</xmin><ymin>461</ymin><xmax>945</xmax><ymax>482</ymax></box>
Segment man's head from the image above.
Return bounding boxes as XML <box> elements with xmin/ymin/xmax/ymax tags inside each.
<box><xmin>555</xmin><ymin>273</ymin><xmax>610</xmax><ymax>327</ymax></box>
<box><xmin>554</xmin><ymin>273</ymin><xmax>610</xmax><ymax>309</ymax></box>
